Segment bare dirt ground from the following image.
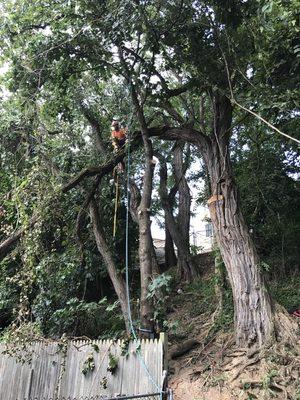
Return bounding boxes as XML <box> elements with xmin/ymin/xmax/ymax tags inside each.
<box><xmin>166</xmin><ymin>277</ymin><xmax>300</xmax><ymax>400</ymax></box>
<box><xmin>168</xmin><ymin>311</ymin><xmax>238</xmax><ymax>400</ymax></box>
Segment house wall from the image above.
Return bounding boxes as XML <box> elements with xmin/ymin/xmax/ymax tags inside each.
<box><xmin>190</xmin><ymin>206</ymin><xmax>213</xmax><ymax>253</ymax></box>
<box><xmin>152</xmin><ymin>206</ymin><xmax>213</xmax><ymax>254</ymax></box>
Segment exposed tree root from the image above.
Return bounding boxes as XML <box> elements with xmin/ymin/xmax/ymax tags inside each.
<box><xmin>273</xmin><ymin>304</ymin><xmax>300</xmax><ymax>343</ymax></box>
<box><xmin>222</xmin><ymin>324</ymin><xmax>300</xmax><ymax>399</ymax></box>
<box><xmin>191</xmin><ymin>309</ymin><xmax>300</xmax><ymax>398</ymax></box>
<box><xmin>229</xmin><ymin>355</ymin><xmax>260</xmax><ymax>382</ymax></box>
<box><xmin>170</xmin><ymin>339</ymin><xmax>199</xmax><ymax>359</ymax></box>
<box><xmin>168</xmin><ymin>277</ymin><xmax>300</xmax><ymax>399</ymax></box>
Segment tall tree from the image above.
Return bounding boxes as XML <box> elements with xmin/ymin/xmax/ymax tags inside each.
<box><xmin>1</xmin><ymin>0</ymin><xmax>299</xmax><ymax>348</ymax></box>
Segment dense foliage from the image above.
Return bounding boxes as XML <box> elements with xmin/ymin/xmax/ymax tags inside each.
<box><xmin>0</xmin><ymin>0</ymin><xmax>299</xmax><ymax>341</ymax></box>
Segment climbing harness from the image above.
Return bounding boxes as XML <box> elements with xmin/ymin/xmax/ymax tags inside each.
<box><xmin>111</xmin><ymin>118</ymin><xmax>128</xmax><ymax>151</ymax></box>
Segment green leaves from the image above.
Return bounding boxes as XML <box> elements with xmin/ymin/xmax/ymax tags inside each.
<box><xmin>82</xmin><ymin>353</ymin><xmax>95</xmax><ymax>375</ymax></box>
<box><xmin>107</xmin><ymin>351</ymin><xmax>119</xmax><ymax>375</ymax></box>
<box><xmin>147</xmin><ymin>273</ymin><xmax>172</xmax><ymax>297</ymax></box>
<box><xmin>147</xmin><ymin>273</ymin><xmax>172</xmax><ymax>325</ymax></box>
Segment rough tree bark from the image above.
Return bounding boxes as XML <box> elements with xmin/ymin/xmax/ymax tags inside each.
<box><xmin>89</xmin><ymin>198</ymin><xmax>130</xmax><ymax>334</ymax></box>
<box><xmin>202</xmin><ymin>95</ymin><xmax>274</xmax><ymax>346</ymax></box>
<box><xmin>213</xmin><ymin>244</ymin><xmax>226</xmax><ymax>315</ymax></box>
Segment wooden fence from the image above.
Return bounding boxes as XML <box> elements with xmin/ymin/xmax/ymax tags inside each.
<box><xmin>0</xmin><ymin>338</ymin><xmax>164</xmax><ymax>400</ymax></box>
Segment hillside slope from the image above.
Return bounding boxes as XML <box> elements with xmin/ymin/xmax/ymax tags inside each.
<box><xmin>166</xmin><ymin>267</ymin><xmax>300</xmax><ymax>400</ymax></box>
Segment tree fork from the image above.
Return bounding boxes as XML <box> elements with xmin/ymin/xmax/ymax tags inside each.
<box><xmin>0</xmin><ymin>125</ymin><xmax>199</xmax><ymax>260</ymax></box>
<box><xmin>158</xmin><ymin>153</ymin><xmax>197</xmax><ymax>283</ymax></box>
<box><xmin>172</xmin><ymin>142</ymin><xmax>198</xmax><ymax>282</ymax></box>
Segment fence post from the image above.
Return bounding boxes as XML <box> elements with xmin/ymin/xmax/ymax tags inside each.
<box><xmin>159</xmin><ymin>332</ymin><xmax>168</xmax><ymax>371</ymax></box>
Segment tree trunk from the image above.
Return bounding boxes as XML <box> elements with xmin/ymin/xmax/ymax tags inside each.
<box><xmin>137</xmin><ymin>142</ymin><xmax>156</xmax><ymax>332</ymax></box>
<box><xmin>89</xmin><ymin>198</ymin><xmax>130</xmax><ymax>334</ymax></box>
<box><xmin>202</xmin><ymin>97</ymin><xmax>274</xmax><ymax>345</ymax></box>
<box><xmin>173</xmin><ymin>142</ymin><xmax>198</xmax><ymax>282</ymax></box>
<box><xmin>164</xmin><ymin>224</ymin><xmax>177</xmax><ymax>269</ymax></box>
<box><xmin>158</xmin><ymin>152</ymin><xmax>197</xmax><ymax>283</ymax></box>
<box><xmin>129</xmin><ymin>122</ymin><xmax>155</xmax><ymax>333</ymax></box>
<box><xmin>119</xmin><ymin>57</ymin><xmax>156</xmax><ymax>334</ymax></box>
<box><xmin>130</xmin><ymin>178</ymin><xmax>160</xmax><ymax>277</ymax></box>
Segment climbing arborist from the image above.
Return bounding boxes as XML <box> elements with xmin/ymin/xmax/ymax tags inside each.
<box><xmin>111</xmin><ymin>117</ymin><xmax>127</xmax><ymax>173</ymax></box>
<box><xmin>110</xmin><ymin>118</ymin><xmax>128</xmax><ymax>236</ymax></box>
<box><xmin>111</xmin><ymin>117</ymin><xmax>127</xmax><ymax>151</ymax></box>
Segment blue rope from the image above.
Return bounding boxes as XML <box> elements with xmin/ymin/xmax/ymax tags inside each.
<box><xmin>125</xmin><ymin>134</ymin><xmax>163</xmax><ymax>399</ymax></box>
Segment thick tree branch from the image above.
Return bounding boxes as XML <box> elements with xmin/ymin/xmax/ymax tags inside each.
<box><xmin>0</xmin><ymin>215</ymin><xmax>38</xmax><ymax>259</ymax></box>
<box><xmin>79</xmin><ymin>103</ymin><xmax>108</xmax><ymax>154</ymax></box>
<box><xmin>150</xmin><ymin>126</ymin><xmax>209</xmax><ymax>149</ymax></box>
<box><xmin>61</xmin><ymin>150</ymin><xmax>126</xmax><ymax>192</ymax></box>
<box><xmin>0</xmin><ymin>124</ymin><xmax>208</xmax><ymax>259</ymax></box>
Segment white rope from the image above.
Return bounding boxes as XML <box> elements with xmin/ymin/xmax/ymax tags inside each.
<box><xmin>232</xmin><ymin>100</ymin><xmax>300</xmax><ymax>145</ymax></box>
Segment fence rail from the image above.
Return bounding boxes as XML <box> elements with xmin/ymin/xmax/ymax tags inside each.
<box><xmin>0</xmin><ymin>339</ymin><xmax>163</xmax><ymax>400</ymax></box>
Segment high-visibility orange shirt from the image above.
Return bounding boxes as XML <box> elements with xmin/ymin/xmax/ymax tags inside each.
<box><xmin>111</xmin><ymin>128</ymin><xmax>127</xmax><ymax>140</ymax></box>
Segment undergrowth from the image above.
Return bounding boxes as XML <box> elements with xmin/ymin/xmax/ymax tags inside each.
<box><xmin>188</xmin><ymin>277</ymin><xmax>233</xmax><ymax>324</ymax></box>
<box><xmin>169</xmin><ymin>273</ymin><xmax>299</xmax><ymax>342</ymax></box>
<box><xmin>270</xmin><ymin>276</ymin><xmax>300</xmax><ymax>311</ymax></box>
<box><xmin>187</xmin><ymin>278</ymin><xmax>216</xmax><ymax>317</ymax></box>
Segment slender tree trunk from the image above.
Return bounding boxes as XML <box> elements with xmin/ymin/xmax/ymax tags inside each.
<box><xmin>130</xmin><ymin>179</ymin><xmax>160</xmax><ymax>277</ymax></box>
<box><xmin>201</xmin><ymin>96</ymin><xmax>274</xmax><ymax>346</ymax></box>
<box><xmin>117</xmin><ymin>51</ymin><xmax>157</xmax><ymax>333</ymax></box>
<box><xmin>137</xmin><ymin>140</ymin><xmax>156</xmax><ymax>332</ymax></box>
<box><xmin>164</xmin><ymin>224</ymin><xmax>177</xmax><ymax>269</ymax></box>
<box><xmin>89</xmin><ymin>198</ymin><xmax>130</xmax><ymax>334</ymax></box>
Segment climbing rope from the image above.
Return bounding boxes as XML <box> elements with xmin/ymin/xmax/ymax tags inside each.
<box><xmin>108</xmin><ymin>67</ymin><xmax>163</xmax><ymax>396</ymax></box>
<box><xmin>124</xmin><ymin>125</ymin><xmax>163</xmax><ymax>399</ymax></box>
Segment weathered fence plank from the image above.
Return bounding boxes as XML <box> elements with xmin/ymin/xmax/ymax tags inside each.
<box><xmin>0</xmin><ymin>338</ymin><xmax>163</xmax><ymax>400</ymax></box>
